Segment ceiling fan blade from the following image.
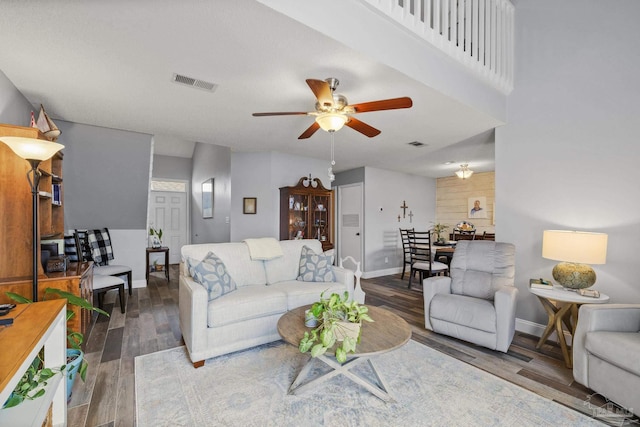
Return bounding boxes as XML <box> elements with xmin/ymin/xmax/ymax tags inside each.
<box><xmin>350</xmin><ymin>97</ymin><xmax>413</xmax><ymax>113</ymax></box>
<box><xmin>252</xmin><ymin>112</ymin><xmax>308</xmax><ymax>116</ymax></box>
<box><xmin>306</xmin><ymin>79</ymin><xmax>334</xmax><ymax>108</ymax></box>
<box><xmin>298</xmin><ymin>122</ymin><xmax>320</xmax><ymax>139</ymax></box>
<box><xmin>345</xmin><ymin>117</ymin><xmax>381</xmax><ymax>138</ymax></box>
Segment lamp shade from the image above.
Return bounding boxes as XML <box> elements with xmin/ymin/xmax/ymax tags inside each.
<box><xmin>0</xmin><ymin>136</ymin><xmax>64</xmax><ymax>161</ymax></box>
<box><xmin>315</xmin><ymin>113</ymin><xmax>347</xmax><ymax>132</ymax></box>
<box><xmin>542</xmin><ymin>230</ymin><xmax>608</xmax><ymax>264</ymax></box>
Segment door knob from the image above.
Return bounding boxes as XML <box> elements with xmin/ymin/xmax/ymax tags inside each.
<box><xmin>356</xmin><ymin>232</ymin><xmax>360</xmax><ymax>236</ymax></box>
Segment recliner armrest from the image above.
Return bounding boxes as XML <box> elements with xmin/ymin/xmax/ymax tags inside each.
<box><xmin>573</xmin><ymin>304</ymin><xmax>640</xmax><ymax>386</ymax></box>
<box><xmin>423</xmin><ymin>276</ymin><xmax>452</xmax><ymax>330</ymax></box>
<box><xmin>494</xmin><ymin>285</ymin><xmax>518</xmax><ymax>352</ymax></box>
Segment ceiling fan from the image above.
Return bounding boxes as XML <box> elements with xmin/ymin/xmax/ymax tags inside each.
<box><xmin>252</xmin><ymin>78</ymin><xmax>413</xmax><ymax>139</ymax></box>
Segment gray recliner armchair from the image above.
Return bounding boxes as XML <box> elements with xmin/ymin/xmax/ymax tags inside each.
<box><xmin>423</xmin><ymin>240</ymin><xmax>517</xmax><ymax>353</ymax></box>
<box><xmin>573</xmin><ymin>304</ymin><xmax>640</xmax><ymax>416</ymax></box>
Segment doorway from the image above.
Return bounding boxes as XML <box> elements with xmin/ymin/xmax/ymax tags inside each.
<box><xmin>148</xmin><ymin>179</ymin><xmax>189</xmax><ymax>264</ymax></box>
<box><xmin>337</xmin><ymin>183</ymin><xmax>363</xmax><ymax>268</ymax></box>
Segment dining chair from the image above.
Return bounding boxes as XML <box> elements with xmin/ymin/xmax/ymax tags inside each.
<box><xmin>407</xmin><ymin>230</ymin><xmax>449</xmax><ymax>289</ymax></box>
<box><xmin>399</xmin><ymin>227</ymin><xmax>414</xmax><ymax>280</ymax></box>
<box><xmin>453</xmin><ymin>229</ymin><xmax>476</xmax><ymax>241</ymax></box>
<box><xmin>482</xmin><ymin>232</ymin><xmax>495</xmax><ymax>241</ymax></box>
<box><xmin>75</xmin><ymin>229</ymin><xmax>133</xmax><ymax>296</ymax></box>
<box><xmin>74</xmin><ymin>231</ymin><xmax>126</xmax><ymax>313</ymax></box>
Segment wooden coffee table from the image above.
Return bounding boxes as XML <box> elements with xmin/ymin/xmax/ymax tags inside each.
<box><xmin>277</xmin><ymin>305</ymin><xmax>411</xmax><ymax>402</ymax></box>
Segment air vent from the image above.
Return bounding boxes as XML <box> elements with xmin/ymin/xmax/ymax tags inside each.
<box><xmin>172</xmin><ymin>73</ymin><xmax>217</xmax><ymax>92</ymax></box>
<box><xmin>408</xmin><ymin>141</ymin><xmax>426</xmax><ymax>147</ymax></box>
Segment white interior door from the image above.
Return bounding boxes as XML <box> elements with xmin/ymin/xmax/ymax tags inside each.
<box><xmin>148</xmin><ymin>188</ymin><xmax>188</xmax><ymax>264</ymax></box>
<box><xmin>338</xmin><ymin>183</ymin><xmax>363</xmax><ymax>267</ymax></box>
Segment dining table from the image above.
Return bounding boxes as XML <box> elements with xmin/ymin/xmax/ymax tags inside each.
<box><xmin>432</xmin><ymin>242</ymin><xmax>456</xmax><ymax>266</ymax></box>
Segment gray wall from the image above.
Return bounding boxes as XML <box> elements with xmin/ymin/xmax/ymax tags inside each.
<box><xmin>334</xmin><ymin>167</ymin><xmax>364</xmax><ymax>188</ymax></box>
<box><xmin>57</xmin><ymin>120</ymin><xmax>152</xmax><ymax>229</ymax></box>
<box><xmin>230</xmin><ymin>151</ymin><xmax>331</xmax><ymax>242</ymax></box>
<box><xmin>497</xmin><ymin>0</ymin><xmax>640</xmax><ymax>328</ymax></box>
<box><xmin>152</xmin><ymin>154</ymin><xmax>192</xmax><ymax>180</ymax></box>
<box><xmin>191</xmin><ymin>142</ymin><xmax>231</xmax><ymax>243</ymax></box>
<box><xmin>0</xmin><ymin>70</ymin><xmax>32</xmax><ymax>125</ymax></box>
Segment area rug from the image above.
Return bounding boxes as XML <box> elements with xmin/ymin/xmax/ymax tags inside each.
<box><xmin>135</xmin><ymin>340</ymin><xmax>603</xmax><ymax>426</ymax></box>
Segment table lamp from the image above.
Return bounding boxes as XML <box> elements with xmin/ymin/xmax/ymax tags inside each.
<box><xmin>0</xmin><ymin>136</ymin><xmax>64</xmax><ymax>301</ymax></box>
<box><xmin>542</xmin><ymin>230</ymin><xmax>608</xmax><ymax>289</ymax></box>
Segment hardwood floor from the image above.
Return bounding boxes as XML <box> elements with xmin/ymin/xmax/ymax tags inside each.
<box><xmin>68</xmin><ymin>267</ymin><xmax>618</xmax><ymax>426</ymax></box>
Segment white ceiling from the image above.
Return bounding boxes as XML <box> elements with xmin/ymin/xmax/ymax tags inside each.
<box><xmin>0</xmin><ymin>0</ymin><xmax>501</xmax><ymax>178</ymax></box>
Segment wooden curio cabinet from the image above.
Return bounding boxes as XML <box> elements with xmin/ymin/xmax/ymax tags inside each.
<box><xmin>280</xmin><ymin>176</ymin><xmax>334</xmax><ymax>251</ymax></box>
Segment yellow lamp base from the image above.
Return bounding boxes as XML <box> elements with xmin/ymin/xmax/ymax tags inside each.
<box><xmin>552</xmin><ymin>262</ymin><xmax>596</xmax><ymax>289</ymax></box>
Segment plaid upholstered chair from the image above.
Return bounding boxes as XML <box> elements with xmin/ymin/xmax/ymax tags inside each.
<box><xmin>73</xmin><ymin>230</ymin><xmax>127</xmax><ymax>313</ymax></box>
<box><xmin>74</xmin><ymin>229</ymin><xmax>133</xmax><ymax>296</ymax></box>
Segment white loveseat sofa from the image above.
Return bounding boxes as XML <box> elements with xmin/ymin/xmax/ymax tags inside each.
<box><xmin>179</xmin><ymin>239</ymin><xmax>362</xmax><ymax>368</ymax></box>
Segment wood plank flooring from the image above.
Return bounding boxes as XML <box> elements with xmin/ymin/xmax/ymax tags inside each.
<box><xmin>68</xmin><ymin>267</ymin><xmax>618</xmax><ymax>426</ymax></box>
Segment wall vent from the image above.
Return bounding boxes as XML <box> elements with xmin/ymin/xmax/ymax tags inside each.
<box><xmin>408</xmin><ymin>141</ymin><xmax>426</xmax><ymax>147</ymax></box>
<box><xmin>172</xmin><ymin>73</ymin><xmax>217</xmax><ymax>92</ymax></box>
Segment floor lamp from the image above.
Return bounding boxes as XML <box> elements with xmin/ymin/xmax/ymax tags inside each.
<box><xmin>0</xmin><ymin>136</ymin><xmax>64</xmax><ymax>301</ymax></box>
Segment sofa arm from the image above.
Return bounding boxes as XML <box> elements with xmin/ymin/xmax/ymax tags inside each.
<box><xmin>423</xmin><ymin>276</ymin><xmax>452</xmax><ymax>330</ymax></box>
<box><xmin>494</xmin><ymin>286</ymin><xmax>518</xmax><ymax>353</ymax></box>
<box><xmin>573</xmin><ymin>304</ymin><xmax>640</xmax><ymax>386</ymax></box>
<box><xmin>179</xmin><ymin>275</ymin><xmax>209</xmax><ymax>364</ymax></box>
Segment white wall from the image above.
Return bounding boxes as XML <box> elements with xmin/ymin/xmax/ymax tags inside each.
<box><xmin>230</xmin><ymin>151</ymin><xmax>331</xmax><ymax>241</ymax></box>
<box><xmin>364</xmin><ymin>167</ymin><xmax>436</xmax><ymax>276</ymax></box>
<box><xmin>497</xmin><ymin>0</ymin><xmax>640</xmax><ymax>326</ymax></box>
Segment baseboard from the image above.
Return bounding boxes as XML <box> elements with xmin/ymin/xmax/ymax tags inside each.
<box><xmin>515</xmin><ymin>317</ymin><xmax>572</xmax><ymax>345</ymax></box>
<box><xmin>362</xmin><ymin>267</ymin><xmax>402</xmax><ymax>279</ymax></box>
<box><xmin>132</xmin><ymin>279</ymin><xmax>147</xmax><ymax>289</ymax></box>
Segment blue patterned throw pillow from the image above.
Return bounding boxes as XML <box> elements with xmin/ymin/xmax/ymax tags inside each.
<box><xmin>188</xmin><ymin>252</ymin><xmax>237</xmax><ymax>301</ymax></box>
<box><xmin>297</xmin><ymin>245</ymin><xmax>336</xmax><ymax>282</ymax></box>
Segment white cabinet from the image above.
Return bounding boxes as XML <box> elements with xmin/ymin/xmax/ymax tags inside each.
<box><xmin>0</xmin><ymin>299</ymin><xmax>67</xmax><ymax>426</ymax></box>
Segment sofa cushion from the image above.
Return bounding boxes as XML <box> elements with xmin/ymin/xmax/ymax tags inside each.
<box><xmin>585</xmin><ymin>331</ymin><xmax>640</xmax><ymax>377</ymax></box>
<box><xmin>268</xmin><ymin>280</ymin><xmax>347</xmax><ymax>310</ymax></box>
<box><xmin>188</xmin><ymin>252</ymin><xmax>237</xmax><ymax>301</ymax></box>
<box><xmin>182</xmin><ymin>243</ymin><xmax>266</xmax><ymax>287</ymax></box>
<box><xmin>265</xmin><ymin>239</ymin><xmax>324</xmax><ymax>285</ymax></box>
<box><xmin>207</xmin><ymin>285</ymin><xmax>287</xmax><ymax>328</ymax></box>
<box><xmin>430</xmin><ymin>293</ymin><xmax>497</xmax><ymax>334</ymax></box>
<box><xmin>297</xmin><ymin>245</ymin><xmax>336</xmax><ymax>282</ymax></box>
<box><xmin>450</xmin><ymin>241</ymin><xmax>515</xmax><ymax>300</ymax></box>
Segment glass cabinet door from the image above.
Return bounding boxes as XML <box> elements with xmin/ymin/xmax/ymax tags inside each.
<box><xmin>288</xmin><ymin>194</ymin><xmax>309</xmax><ymax>239</ymax></box>
<box><xmin>310</xmin><ymin>194</ymin><xmax>330</xmax><ymax>242</ymax></box>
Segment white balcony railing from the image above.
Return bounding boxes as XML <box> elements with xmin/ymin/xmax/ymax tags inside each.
<box><xmin>362</xmin><ymin>0</ymin><xmax>514</xmax><ymax>93</ymax></box>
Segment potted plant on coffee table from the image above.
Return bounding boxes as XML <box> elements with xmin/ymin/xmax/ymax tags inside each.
<box><xmin>4</xmin><ymin>288</ymin><xmax>109</xmax><ymax>405</ymax></box>
<box><xmin>298</xmin><ymin>291</ymin><xmax>373</xmax><ymax>364</ymax></box>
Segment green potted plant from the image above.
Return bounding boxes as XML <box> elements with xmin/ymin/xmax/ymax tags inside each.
<box><xmin>298</xmin><ymin>291</ymin><xmax>373</xmax><ymax>364</ymax></box>
<box><xmin>431</xmin><ymin>222</ymin><xmax>449</xmax><ymax>244</ymax></box>
<box><xmin>149</xmin><ymin>227</ymin><xmax>163</xmax><ymax>248</ymax></box>
<box><xmin>4</xmin><ymin>288</ymin><xmax>109</xmax><ymax>406</ymax></box>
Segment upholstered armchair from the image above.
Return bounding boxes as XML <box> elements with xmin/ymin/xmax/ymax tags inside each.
<box><xmin>573</xmin><ymin>304</ymin><xmax>640</xmax><ymax>416</ymax></box>
<box><xmin>423</xmin><ymin>240</ymin><xmax>517</xmax><ymax>353</ymax></box>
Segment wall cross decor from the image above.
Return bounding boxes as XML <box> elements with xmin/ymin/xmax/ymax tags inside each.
<box><xmin>400</xmin><ymin>200</ymin><xmax>409</xmax><ymax>218</ymax></box>
<box><xmin>408</xmin><ymin>210</ymin><xmax>414</xmax><ymax>223</ymax></box>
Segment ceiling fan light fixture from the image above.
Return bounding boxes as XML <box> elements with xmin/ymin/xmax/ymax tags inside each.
<box><xmin>315</xmin><ymin>113</ymin><xmax>348</xmax><ymax>132</ymax></box>
<box><xmin>455</xmin><ymin>164</ymin><xmax>474</xmax><ymax>179</ymax></box>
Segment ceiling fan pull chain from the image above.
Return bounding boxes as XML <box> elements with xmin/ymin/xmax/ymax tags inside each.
<box><xmin>328</xmin><ymin>132</ymin><xmax>336</xmax><ymax>182</ymax></box>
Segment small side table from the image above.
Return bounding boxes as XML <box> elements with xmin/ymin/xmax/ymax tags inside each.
<box><xmin>529</xmin><ymin>284</ymin><xmax>609</xmax><ymax>368</ymax></box>
<box><xmin>146</xmin><ymin>247</ymin><xmax>170</xmax><ymax>284</ymax></box>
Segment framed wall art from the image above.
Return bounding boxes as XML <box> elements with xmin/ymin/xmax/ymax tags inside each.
<box><xmin>468</xmin><ymin>196</ymin><xmax>487</xmax><ymax>219</ymax></box>
<box><xmin>243</xmin><ymin>197</ymin><xmax>257</xmax><ymax>214</ymax></box>
<box><xmin>202</xmin><ymin>178</ymin><xmax>214</xmax><ymax>218</ymax></box>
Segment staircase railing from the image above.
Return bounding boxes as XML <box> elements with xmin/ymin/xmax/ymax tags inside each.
<box><xmin>362</xmin><ymin>0</ymin><xmax>514</xmax><ymax>93</ymax></box>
